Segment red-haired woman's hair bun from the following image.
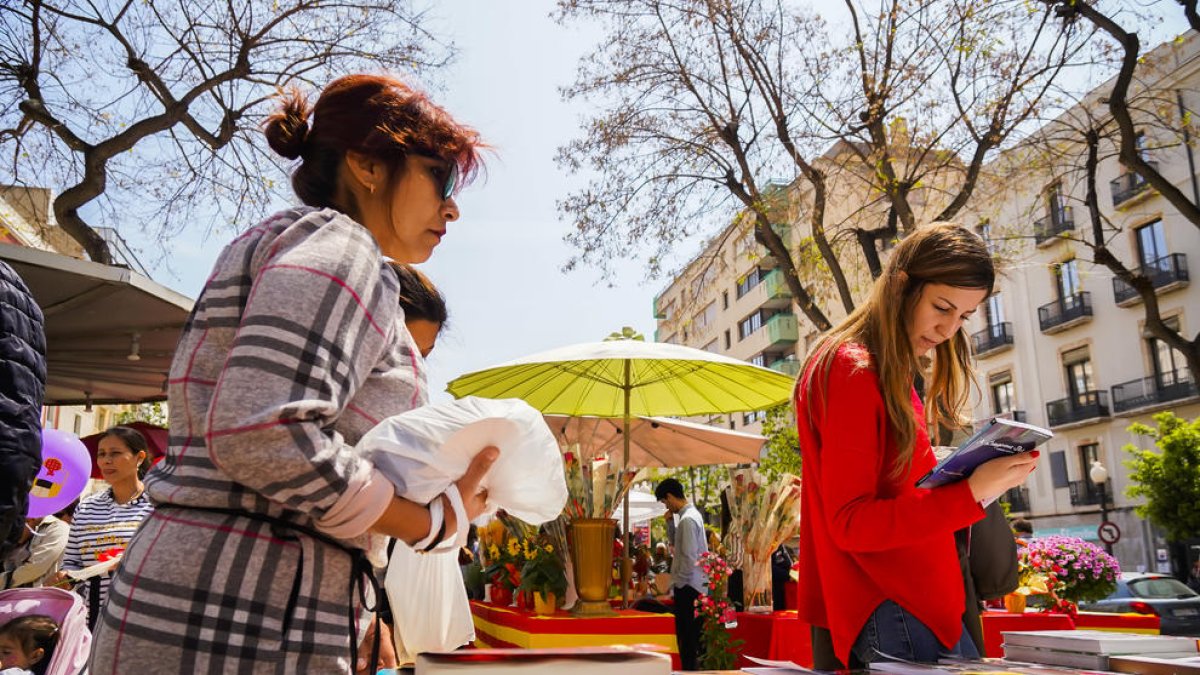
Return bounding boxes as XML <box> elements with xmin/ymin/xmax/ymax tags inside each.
<box><xmin>263</xmin><ymin>86</ymin><xmax>312</xmax><ymax>160</ymax></box>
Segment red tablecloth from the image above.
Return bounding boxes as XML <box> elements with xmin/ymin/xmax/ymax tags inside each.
<box><xmin>469</xmin><ymin>601</ymin><xmax>680</xmax><ymax>669</ymax></box>
<box><xmin>730</xmin><ymin>610</ymin><xmax>812</xmax><ymax>668</ymax></box>
<box><xmin>979</xmin><ymin>611</ymin><xmax>1075</xmax><ymax>658</ymax></box>
<box><xmin>1074</xmin><ymin>611</ymin><xmax>1160</xmax><ymax>634</ymax></box>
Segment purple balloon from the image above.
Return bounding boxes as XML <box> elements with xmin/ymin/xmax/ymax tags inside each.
<box><xmin>27</xmin><ymin>429</ymin><xmax>92</xmax><ymax>518</ymax></box>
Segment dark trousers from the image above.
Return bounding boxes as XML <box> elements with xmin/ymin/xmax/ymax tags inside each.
<box><xmin>673</xmin><ymin>584</ymin><xmax>702</xmax><ymax>670</ymax></box>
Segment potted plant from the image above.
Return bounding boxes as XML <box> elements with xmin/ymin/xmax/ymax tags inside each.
<box><xmin>1018</xmin><ymin>536</ymin><xmax>1120</xmax><ymax>617</ymax></box>
<box><xmin>695</xmin><ymin>551</ymin><xmax>744</xmax><ymax>670</ymax></box>
<box><xmin>482</xmin><ymin>535</ymin><xmax>523</xmax><ymax>606</ymax></box>
<box><xmin>518</xmin><ymin>536</ymin><xmax>568</xmax><ymax>615</ymax></box>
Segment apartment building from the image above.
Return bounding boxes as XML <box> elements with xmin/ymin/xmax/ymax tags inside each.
<box><xmin>961</xmin><ymin>32</ymin><xmax>1200</xmax><ymax>572</ymax></box>
<box><xmin>654</xmin><ymin>32</ymin><xmax>1200</xmax><ymax>571</ymax></box>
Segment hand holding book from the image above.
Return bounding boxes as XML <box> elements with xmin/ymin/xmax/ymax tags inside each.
<box><xmin>915</xmin><ymin>417</ymin><xmax>1053</xmax><ymax>506</ymax></box>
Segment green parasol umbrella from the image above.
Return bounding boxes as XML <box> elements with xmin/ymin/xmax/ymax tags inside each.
<box><xmin>446</xmin><ymin>328</ymin><xmax>796</xmax><ymax>605</ymax></box>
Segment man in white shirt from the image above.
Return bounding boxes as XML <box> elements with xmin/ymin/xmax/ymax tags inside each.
<box><xmin>655</xmin><ymin>478</ymin><xmax>708</xmax><ymax>670</ymax></box>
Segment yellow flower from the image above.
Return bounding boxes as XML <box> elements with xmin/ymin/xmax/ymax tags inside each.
<box><xmin>488</xmin><ymin>544</ymin><xmax>500</xmax><ymax>561</ymax></box>
<box><xmin>506</xmin><ymin>538</ymin><xmax>521</xmax><ymax>557</ymax></box>
<box><xmin>544</xmin><ymin>544</ymin><xmax>554</xmax><ymax>554</ymax></box>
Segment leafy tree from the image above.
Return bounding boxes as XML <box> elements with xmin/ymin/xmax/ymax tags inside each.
<box><xmin>757</xmin><ymin>402</ymin><xmax>800</xmax><ymax>482</ymax></box>
<box><xmin>114</xmin><ymin>402</ymin><xmax>168</xmax><ymax>428</ymax></box>
<box><xmin>556</xmin><ymin>0</ymin><xmax>1094</xmax><ymax>329</ymax></box>
<box><xmin>0</xmin><ymin>0</ymin><xmax>447</xmax><ymax>263</ymax></box>
<box><xmin>1124</xmin><ymin>412</ymin><xmax>1200</xmax><ymax>543</ymax></box>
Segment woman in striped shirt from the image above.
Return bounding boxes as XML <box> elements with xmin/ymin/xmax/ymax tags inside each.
<box><xmin>55</xmin><ymin>426</ymin><xmax>154</xmax><ymax>625</ymax></box>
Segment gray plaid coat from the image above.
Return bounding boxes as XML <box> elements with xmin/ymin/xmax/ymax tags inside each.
<box><xmin>89</xmin><ymin>208</ymin><xmax>428</xmax><ymax>673</ymax></box>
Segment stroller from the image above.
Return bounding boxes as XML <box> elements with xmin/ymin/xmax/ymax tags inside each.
<box><xmin>0</xmin><ymin>587</ymin><xmax>91</xmax><ymax>675</ymax></box>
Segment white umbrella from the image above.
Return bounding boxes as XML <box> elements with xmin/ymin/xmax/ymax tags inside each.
<box><xmin>611</xmin><ymin>489</ymin><xmax>667</xmax><ymax>526</ymax></box>
<box><xmin>543</xmin><ymin>414</ymin><xmax>765</xmax><ymax>468</ymax></box>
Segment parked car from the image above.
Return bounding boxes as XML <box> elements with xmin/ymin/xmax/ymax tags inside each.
<box><xmin>1078</xmin><ymin>572</ymin><xmax>1200</xmax><ymax>636</ymax></box>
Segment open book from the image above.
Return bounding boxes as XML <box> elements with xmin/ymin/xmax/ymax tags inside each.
<box><xmin>915</xmin><ymin>417</ymin><xmax>1052</xmax><ymax>490</ymax></box>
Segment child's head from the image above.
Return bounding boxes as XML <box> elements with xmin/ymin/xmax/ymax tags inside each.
<box><xmin>0</xmin><ymin>615</ymin><xmax>58</xmax><ymax>673</ymax></box>
<box><xmin>804</xmin><ymin>222</ymin><xmax>994</xmax><ymax>477</ymax></box>
<box><xmin>391</xmin><ymin>263</ymin><xmax>447</xmax><ymax>357</ymax></box>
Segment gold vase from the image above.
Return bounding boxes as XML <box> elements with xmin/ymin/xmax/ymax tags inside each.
<box><xmin>533</xmin><ymin>591</ymin><xmax>557</xmax><ymax>615</ymax></box>
<box><xmin>569</xmin><ymin>518</ymin><xmax>617</xmax><ymax>616</ymax></box>
<box><xmin>1004</xmin><ymin>592</ymin><xmax>1027</xmax><ymax>614</ymax></box>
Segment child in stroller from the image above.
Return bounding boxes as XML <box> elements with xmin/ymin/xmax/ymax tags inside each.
<box><xmin>0</xmin><ymin>589</ymin><xmax>89</xmax><ymax>675</ymax></box>
<box><xmin>0</xmin><ymin>614</ymin><xmax>57</xmax><ymax>674</ymax></box>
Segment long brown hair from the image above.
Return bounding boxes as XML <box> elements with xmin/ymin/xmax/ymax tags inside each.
<box><xmin>799</xmin><ymin>222</ymin><xmax>994</xmax><ymax>478</ymax></box>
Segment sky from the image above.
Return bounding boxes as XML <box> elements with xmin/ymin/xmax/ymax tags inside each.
<box><xmin>149</xmin><ymin>1</ymin><xmax>672</xmax><ymax>403</ymax></box>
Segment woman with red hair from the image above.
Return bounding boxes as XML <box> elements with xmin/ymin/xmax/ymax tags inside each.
<box><xmin>89</xmin><ymin>75</ymin><xmax>497</xmax><ymax>674</ymax></box>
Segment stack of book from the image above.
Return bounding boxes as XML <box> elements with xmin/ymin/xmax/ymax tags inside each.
<box><xmin>1002</xmin><ymin>630</ymin><xmax>1200</xmax><ymax>670</ymax></box>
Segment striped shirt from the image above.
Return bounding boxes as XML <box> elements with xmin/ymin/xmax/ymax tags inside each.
<box><xmin>61</xmin><ymin>489</ymin><xmax>154</xmax><ymax>613</ymax></box>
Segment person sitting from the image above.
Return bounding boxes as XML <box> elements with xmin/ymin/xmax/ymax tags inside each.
<box><xmin>0</xmin><ymin>614</ymin><xmax>58</xmax><ymax>675</ymax></box>
<box><xmin>0</xmin><ymin>517</ymin><xmax>69</xmax><ymax>590</ymax></box>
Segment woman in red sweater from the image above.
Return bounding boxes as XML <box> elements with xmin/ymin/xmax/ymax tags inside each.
<box><xmin>795</xmin><ymin>223</ymin><xmax>1039</xmax><ymax>667</ymax></box>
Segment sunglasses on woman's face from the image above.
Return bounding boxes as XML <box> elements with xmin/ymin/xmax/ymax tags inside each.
<box><xmin>438</xmin><ymin>161</ymin><xmax>459</xmax><ymax>200</ymax></box>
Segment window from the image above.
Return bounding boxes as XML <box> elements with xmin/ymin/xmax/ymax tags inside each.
<box><xmin>737</xmin><ymin>309</ymin><xmax>778</xmax><ymax>340</ymax></box>
<box><xmin>736</xmin><ymin>268</ymin><xmax>763</xmax><ymax>299</ymax></box>
<box><xmin>1047</xmin><ymin>182</ymin><xmax>1067</xmax><ymax>223</ymax></box>
<box><xmin>1078</xmin><ymin>442</ymin><xmax>1100</xmax><ymax>476</ymax></box>
<box><xmin>1063</xmin><ymin>347</ymin><xmax>1095</xmax><ymax>402</ymax></box>
<box><xmin>1055</xmin><ymin>259</ymin><xmax>1080</xmax><ymax>300</ymax></box>
<box><xmin>1135</xmin><ymin>130</ymin><xmax>1150</xmax><ymax>163</ymax></box>
<box><xmin>986</xmin><ymin>294</ymin><xmax>1006</xmax><ymax>334</ymax></box>
<box><xmin>1135</xmin><ymin>220</ymin><xmax>1167</xmax><ymax>269</ymax></box>
<box><xmin>1149</xmin><ymin>317</ymin><xmax>1186</xmax><ymax>387</ymax></box>
<box><xmin>990</xmin><ymin>372</ymin><xmax>1015</xmax><ymax>415</ymax></box>
<box><xmin>749</xmin><ymin>353</ymin><xmax>767</xmax><ymax>367</ymax></box>
<box><xmin>693</xmin><ymin>302</ymin><xmax>717</xmax><ymax>332</ymax></box>
<box><xmin>742</xmin><ymin>410</ymin><xmax>766</xmax><ymax>425</ymax></box>
<box><xmin>723</xmin><ymin>329</ymin><xmax>731</xmax><ymax>350</ymax></box>
<box><xmin>722</xmin><ymin>291</ymin><xmax>729</xmax><ymax>310</ymax></box>
<box><xmin>977</xmin><ymin>221</ymin><xmax>994</xmax><ymax>254</ymax></box>
<box><xmin>1050</xmin><ymin>450</ymin><xmax>1069</xmax><ymax>489</ymax></box>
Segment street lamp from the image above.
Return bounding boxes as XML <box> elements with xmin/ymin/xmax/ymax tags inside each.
<box><xmin>1089</xmin><ymin>460</ymin><xmax>1112</xmax><ymax>554</ymax></box>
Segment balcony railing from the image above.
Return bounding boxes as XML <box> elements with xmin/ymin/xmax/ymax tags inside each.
<box><xmin>1002</xmin><ymin>487</ymin><xmax>1031</xmax><ymax>512</ymax></box>
<box><xmin>1038</xmin><ymin>292</ymin><xmax>1092</xmax><ymax>333</ymax></box>
<box><xmin>1034</xmin><ymin>207</ymin><xmax>1075</xmax><ymax>245</ymax></box>
<box><xmin>1110</xmin><ymin>161</ymin><xmax>1158</xmax><ymax>207</ymax></box>
<box><xmin>1112</xmin><ymin>370</ymin><xmax>1198</xmax><ymax>413</ymax></box>
<box><xmin>765</xmin><ymin>313</ymin><xmax>798</xmax><ymax>346</ymax></box>
<box><xmin>1069</xmin><ymin>479</ymin><xmax>1113</xmax><ymax>507</ymax></box>
<box><xmin>1046</xmin><ymin>390</ymin><xmax>1109</xmax><ymax>428</ymax></box>
<box><xmin>971</xmin><ymin>322</ymin><xmax>1014</xmax><ymax>356</ymax></box>
<box><xmin>768</xmin><ymin>358</ymin><xmax>801</xmax><ymax>377</ymax></box>
<box><xmin>1112</xmin><ymin>253</ymin><xmax>1189</xmax><ymax>304</ymax></box>
<box><xmin>762</xmin><ymin>269</ymin><xmax>793</xmax><ymax>306</ymax></box>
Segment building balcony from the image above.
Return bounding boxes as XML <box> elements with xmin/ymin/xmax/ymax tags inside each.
<box><xmin>971</xmin><ymin>322</ymin><xmax>1014</xmax><ymax>357</ymax></box>
<box><xmin>1034</xmin><ymin>207</ymin><xmax>1075</xmax><ymax>246</ymax></box>
<box><xmin>1069</xmin><ymin>479</ymin><xmax>1113</xmax><ymax>507</ymax></box>
<box><xmin>1111</xmin><ymin>370</ymin><xmax>1199</xmax><ymax>414</ymax></box>
<box><xmin>1112</xmin><ymin>253</ymin><xmax>1189</xmax><ymax>306</ymax></box>
<box><xmin>1002</xmin><ymin>486</ymin><xmax>1031</xmax><ymax>513</ymax></box>
<box><xmin>758</xmin><ymin>223</ymin><xmax>791</xmax><ymax>269</ymax></box>
<box><xmin>1110</xmin><ymin>161</ymin><xmax>1158</xmax><ymax>207</ymax></box>
<box><xmin>765</xmin><ymin>313</ymin><xmax>798</xmax><ymax>347</ymax></box>
<box><xmin>761</xmin><ymin>269</ymin><xmax>793</xmax><ymax>308</ymax></box>
<box><xmin>1037</xmin><ymin>292</ymin><xmax>1092</xmax><ymax>334</ymax></box>
<box><xmin>768</xmin><ymin>358</ymin><xmax>801</xmax><ymax>378</ymax></box>
<box><xmin>1046</xmin><ymin>390</ymin><xmax>1110</xmax><ymax>428</ymax></box>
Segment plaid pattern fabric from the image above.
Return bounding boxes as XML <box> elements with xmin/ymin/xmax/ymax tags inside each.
<box><xmin>89</xmin><ymin>207</ymin><xmax>428</xmax><ymax>673</ymax></box>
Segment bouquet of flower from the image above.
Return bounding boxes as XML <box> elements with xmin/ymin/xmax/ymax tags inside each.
<box><xmin>560</xmin><ymin>445</ymin><xmax>643</xmax><ymax>520</ymax></box>
<box><xmin>517</xmin><ymin>536</ymin><xmax>568</xmax><ymax>600</ymax></box>
<box><xmin>481</xmin><ymin>530</ymin><xmax>523</xmax><ymax>594</ymax></box>
<box><xmin>694</xmin><ymin>551</ymin><xmax>743</xmax><ymax>670</ymax></box>
<box><xmin>725</xmin><ymin>468</ymin><xmax>802</xmax><ymax>608</ymax></box>
<box><xmin>1019</xmin><ymin>536</ymin><xmax>1120</xmax><ymax>611</ymax></box>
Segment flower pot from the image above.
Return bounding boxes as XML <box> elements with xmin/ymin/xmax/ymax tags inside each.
<box><xmin>490</xmin><ymin>585</ymin><xmax>513</xmax><ymax>607</ymax></box>
<box><xmin>533</xmin><ymin>591</ymin><xmax>557</xmax><ymax>615</ymax></box>
<box><xmin>1003</xmin><ymin>592</ymin><xmax>1026</xmax><ymax>614</ymax></box>
<box><xmin>568</xmin><ymin>518</ymin><xmax>618</xmax><ymax>616</ymax></box>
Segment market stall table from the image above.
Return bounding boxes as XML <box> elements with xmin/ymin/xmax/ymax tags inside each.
<box><xmin>730</xmin><ymin>610</ymin><xmax>812</xmax><ymax>669</ymax></box>
<box><xmin>469</xmin><ymin>601</ymin><xmax>680</xmax><ymax>669</ymax></box>
<box><xmin>980</xmin><ymin>611</ymin><xmax>1076</xmax><ymax>657</ymax></box>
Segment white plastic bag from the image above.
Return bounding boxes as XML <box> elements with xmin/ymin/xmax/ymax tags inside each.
<box><xmin>385</xmin><ymin>543</ymin><xmax>474</xmax><ymax>663</ymax></box>
<box><xmin>361</xmin><ymin>396</ymin><xmax>567</xmax><ymax>525</ymax></box>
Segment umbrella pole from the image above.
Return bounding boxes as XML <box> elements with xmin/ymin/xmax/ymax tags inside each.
<box><xmin>621</xmin><ymin>360</ymin><xmax>632</xmax><ymax>609</ymax></box>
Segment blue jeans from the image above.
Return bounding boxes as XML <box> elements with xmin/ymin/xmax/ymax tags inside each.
<box><xmin>851</xmin><ymin>600</ymin><xmax>979</xmax><ymax>665</ymax></box>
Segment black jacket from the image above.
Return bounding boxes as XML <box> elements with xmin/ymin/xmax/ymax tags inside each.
<box><xmin>0</xmin><ymin>261</ymin><xmax>46</xmax><ymax>558</ymax></box>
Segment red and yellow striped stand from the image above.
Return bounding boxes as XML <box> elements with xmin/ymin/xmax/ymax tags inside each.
<box><xmin>1074</xmin><ymin>611</ymin><xmax>1160</xmax><ymax>635</ymax></box>
<box><xmin>469</xmin><ymin>601</ymin><xmax>680</xmax><ymax>669</ymax></box>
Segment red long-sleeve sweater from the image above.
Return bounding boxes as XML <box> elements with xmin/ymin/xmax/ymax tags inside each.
<box><xmin>795</xmin><ymin>344</ymin><xmax>984</xmax><ymax>665</ymax></box>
